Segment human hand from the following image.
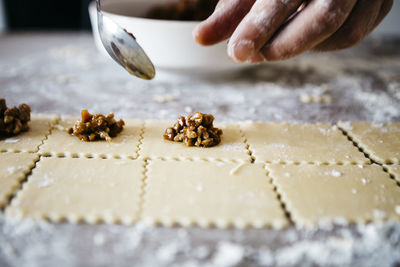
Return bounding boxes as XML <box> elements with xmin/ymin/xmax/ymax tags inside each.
<box><xmin>193</xmin><ymin>0</ymin><xmax>393</xmax><ymax>63</ymax></box>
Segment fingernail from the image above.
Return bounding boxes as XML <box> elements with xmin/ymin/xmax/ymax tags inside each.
<box><xmin>247</xmin><ymin>53</ymin><xmax>266</xmax><ymax>64</ymax></box>
<box><xmin>192</xmin><ymin>24</ymin><xmax>200</xmax><ymax>40</ymax></box>
<box><xmin>228</xmin><ymin>40</ymin><xmax>255</xmax><ymax>63</ymax></box>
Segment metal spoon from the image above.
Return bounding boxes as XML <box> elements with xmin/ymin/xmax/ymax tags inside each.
<box><xmin>96</xmin><ymin>0</ymin><xmax>155</xmax><ymax>80</ymax></box>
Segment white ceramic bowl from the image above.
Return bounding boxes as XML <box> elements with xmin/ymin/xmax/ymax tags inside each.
<box><xmin>89</xmin><ymin>0</ymin><xmax>242</xmax><ymax>73</ymax></box>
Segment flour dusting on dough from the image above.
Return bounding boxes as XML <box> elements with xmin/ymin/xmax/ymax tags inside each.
<box><xmin>7</xmin><ymin>166</ymin><xmax>17</xmax><ymax>174</ymax></box>
<box><xmin>373</xmin><ymin>210</ymin><xmax>387</xmax><ymax>220</ymax></box>
<box><xmin>221</xmin><ymin>142</ymin><xmax>244</xmax><ymax>152</ymax></box>
<box><xmin>340</xmin><ymin>121</ymin><xmax>353</xmax><ymax>131</ymax></box>
<box><xmin>37</xmin><ymin>175</ymin><xmax>54</xmax><ymax>188</ymax></box>
<box><xmin>325</xmin><ymin>170</ymin><xmax>342</xmax><ymax>177</ymax></box>
<box><xmin>4</xmin><ymin>138</ymin><xmax>19</xmax><ymax>143</ymax></box>
<box><xmin>196</xmin><ymin>184</ymin><xmax>203</xmax><ymax>192</ymax></box>
<box><xmin>361</xmin><ymin>178</ymin><xmax>370</xmax><ymax>185</ymax></box>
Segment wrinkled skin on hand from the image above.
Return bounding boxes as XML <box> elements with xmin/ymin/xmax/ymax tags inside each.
<box><xmin>193</xmin><ymin>0</ymin><xmax>393</xmax><ymax>63</ymax></box>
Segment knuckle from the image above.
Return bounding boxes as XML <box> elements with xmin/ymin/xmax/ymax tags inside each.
<box><xmin>313</xmin><ymin>0</ymin><xmax>349</xmax><ymax>33</ymax></box>
<box><xmin>315</xmin><ymin>14</ymin><xmax>342</xmax><ymax>34</ymax></box>
<box><xmin>262</xmin><ymin>45</ymin><xmax>295</xmax><ymax>61</ymax></box>
<box><xmin>345</xmin><ymin>30</ymin><xmax>364</xmax><ymax>46</ymax></box>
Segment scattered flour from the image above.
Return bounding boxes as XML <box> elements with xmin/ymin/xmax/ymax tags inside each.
<box><xmin>1</xmin><ymin>33</ymin><xmax>400</xmax><ymax>267</ymax></box>
<box><xmin>184</xmin><ymin>106</ymin><xmax>193</xmax><ymax>113</ymax></box>
<box><xmin>93</xmin><ymin>232</ymin><xmax>106</xmax><ymax>246</ymax></box>
<box><xmin>318</xmin><ymin>128</ymin><xmax>330</xmax><ymax>136</ymax></box>
<box><xmin>37</xmin><ymin>175</ymin><xmax>54</xmax><ymax>188</ymax></box>
<box><xmin>4</xmin><ymin>138</ymin><xmax>19</xmax><ymax>143</ymax></box>
<box><xmin>191</xmin><ymin>246</ymin><xmax>210</xmax><ymax>260</ymax></box>
<box><xmin>255</xmin><ymin>248</ymin><xmax>274</xmax><ymax>266</ymax></box>
<box><xmin>373</xmin><ymin>210</ymin><xmax>387</xmax><ymax>220</ymax></box>
<box><xmin>212</xmin><ymin>242</ymin><xmax>244</xmax><ymax>267</ymax></box>
<box><xmin>340</xmin><ymin>121</ymin><xmax>353</xmax><ymax>131</ymax></box>
<box><xmin>7</xmin><ymin>166</ymin><xmax>19</xmax><ymax>174</ymax></box>
<box><xmin>153</xmin><ymin>94</ymin><xmax>176</xmax><ymax>103</ymax></box>
<box><xmin>0</xmin><ymin>216</ymin><xmax>400</xmax><ymax>266</ymax></box>
<box><xmin>196</xmin><ymin>184</ymin><xmax>203</xmax><ymax>192</ymax></box>
<box><xmin>156</xmin><ymin>241</ymin><xmax>184</xmax><ymax>264</ymax></box>
<box><xmin>326</xmin><ymin>170</ymin><xmax>342</xmax><ymax>177</ymax></box>
<box><xmin>361</xmin><ymin>178</ymin><xmax>370</xmax><ymax>185</ymax></box>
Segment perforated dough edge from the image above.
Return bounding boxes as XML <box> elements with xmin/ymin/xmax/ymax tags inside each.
<box><xmin>5</xmin><ymin>158</ymin><xmax>148</xmax><ymax>225</ymax></box>
<box><xmin>0</xmin><ymin>153</ymin><xmax>39</xmax><ymax>209</ymax></box>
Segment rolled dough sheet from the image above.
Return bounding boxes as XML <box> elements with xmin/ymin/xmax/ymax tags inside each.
<box><xmin>267</xmin><ymin>164</ymin><xmax>400</xmax><ymax>227</ymax></box>
<box><xmin>39</xmin><ymin>117</ymin><xmax>144</xmax><ymax>159</ymax></box>
<box><xmin>139</xmin><ymin>120</ymin><xmax>251</xmax><ymax>162</ymax></box>
<box><xmin>338</xmin><ymin>122</ymin><xmax>400</xmax><ymax>164</ymax></box>
<box><xmin>240</xmin><ymin>122</ymin><xmax>368</xmax><ymax>164</ymax></box>
<box><xmin>0</xmin><ymin>115</ymin><xmax>56</xmax><ymax>153</ymax></box>
<box><xmin>0</xmin><ymin>152</ymin><xmax>38</xmax><ymax>209</ymax></box>
<box><xmin>141</xmin><ymin>160</ymin><xmax>288</xmax><ymax>229</ymax></box>
<box><xmin>6</xmin><ymin>157</ymin><xmax>145</xmax><ymax>224</ymax></box>
<box><xmin>385</xmin><ymin>165</ymin><xmax>400</xmax><ymax>182</ymax></box>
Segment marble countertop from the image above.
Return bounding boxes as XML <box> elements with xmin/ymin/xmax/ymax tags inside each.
<box><xmin>1</xmin><ymin>32</ymin><xmax>400</xmax><ymax>267</ymax></box>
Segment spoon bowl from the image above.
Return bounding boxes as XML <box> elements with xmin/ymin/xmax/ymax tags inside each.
<box><xmin>96</xmin><ymin>0</ymin><xmax>155</xmax><ymax>80</ymax></box>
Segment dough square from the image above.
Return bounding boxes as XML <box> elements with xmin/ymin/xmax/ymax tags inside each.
<box><xmin>240</xmin><ymin>122</ymin><xmax>368</xmax><ymax>164</ymax></box>
<box><xmin>0</xmin><ymin>152</ymin><xmax>38</xmax><ymax>209</ymax></box>
<box><xmin>338</xmin><ymin>122</ymin><xmax>400</xmax><ymax>164</ymax></box>
<box><xmin>0</xmin><ymin>115</ymin><xmax>56</xmax><ymax>153</ymax></box>
<box><xmin>385</xmin><ymin>165</ymin><xmax>400</xmax><ymax>182</ymax></box>
<box><xmin>267</xmin><ymin>164</ymin><xmax>400</xmax><ymax>227</ymax></box>
<box><xmin>141</xmin><ymin>160</ymin><xmax>288</xmax><ymax>228</ymax></box>
<box><xmin>139</xmin><ymin>120</ymin><xmax>251</xmax><ymax>162</ymax></box>
<box><xmin>39</xmin><ymin>117</ymin><xmax>144</xmax><ymax>159</ymax></box>
<box><xmin>6</xmin><ymin>157</ymin><xmax>145</xmax><ymax>224</ymax></box>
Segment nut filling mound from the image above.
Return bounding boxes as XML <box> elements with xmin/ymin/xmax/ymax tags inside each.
<box><xmin>164</xmin><ymin>112</ymin><xmax>223</xmax><ymax>147</ymax></box>
<box><xmin>0</xmin><ymin>98</ymin><xmax>31</xmax><ymax>137</ymax></box>
<box><xmin>68</xmin><ymin>110</ymin><xmax>125</xmax><ymax>142</ymax></box>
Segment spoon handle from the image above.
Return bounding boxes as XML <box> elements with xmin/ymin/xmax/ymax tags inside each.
<box><xmin>96</xmin><ymin>0</ymin><xmax>101</xmax><ymax>13</ymax></box>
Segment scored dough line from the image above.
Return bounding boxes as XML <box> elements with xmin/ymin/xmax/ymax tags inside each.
<box><xmin>239</xmin><ymin>125</ymin><xmax>255</xmax><ymax>163</ymax></box>
<box><xmin>2</xmin><ymin>122</ymin><xmax>55</xmax><ymax>211</ymax></box>
<box><xmin>135</xmin><ymin>121</ymin><xmax>146</xmax><ymax>159</ymax></box>
<box><xmin>337</xmin><ymin>125</ymin><xmax>380</xmax><ymax>165</ymax></box>
<box><xmin>382</xmin><ymin>166</ymin><xmax>400</xmax><ymax>188</ymax></box>
<box><xmin>264</xmin><ymin>166</ymin><xmax>294</xmax><ymax>226</ymax></box>
<box><xmin>136</xmin><ymin>158</ymin><xmax>150</xmax><ymax>220</ymax></box>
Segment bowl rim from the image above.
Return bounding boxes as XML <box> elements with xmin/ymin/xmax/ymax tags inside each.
<box><xmin>92</xmin><ymin>0</ymin><xmax>204</xmax><ymax>25</ymax></box>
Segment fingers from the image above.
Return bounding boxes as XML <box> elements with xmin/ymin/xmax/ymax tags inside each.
<box><xmin>227</xmin><ymin>0</ymin><xmax>304</xmax><ymax>63</ymax></box>
<box><xmin>260</xmin><ymin>0</ymin><xmax>357</xmax><ymax>61</ymax></box>
<box><xmin>374</xmin><ymin>0</ymin><xmax>394</xmax><ymax>28</ymax></box>
<box><xmin>193</xmin><ymin>0</ymin><xmax>256</xmax><ymax>46</ymax></box>
<box><xmin>314</xmin><ymin>0</ymin><xmax>384</xmax><ymax>51</ymax></box>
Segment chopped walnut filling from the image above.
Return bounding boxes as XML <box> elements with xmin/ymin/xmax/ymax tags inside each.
<box><xmin>164</xmin><ymin>112</ymin><xmax>223</xmax><ymax>147</ymax></box>
<box><xmin>67</xmin><ymin>110</ymin><xmax>125</xmax><ymax>142</ymax></box>
<box><xmin>0</xmin><ymin>98</ymin><xmax>31</xmax><ymax>137</ymax></box>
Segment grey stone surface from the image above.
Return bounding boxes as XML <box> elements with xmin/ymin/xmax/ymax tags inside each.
<box><xmin>1</xmin><ymin>32</ymin><xmax>400</xmax><ymax>267</ymax></box>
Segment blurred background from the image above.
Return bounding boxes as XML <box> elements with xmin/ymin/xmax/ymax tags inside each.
<box><xmin>0</xmin><ymin>0</ymin><xmax>399</xmax><ymax>35</ymax></box>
